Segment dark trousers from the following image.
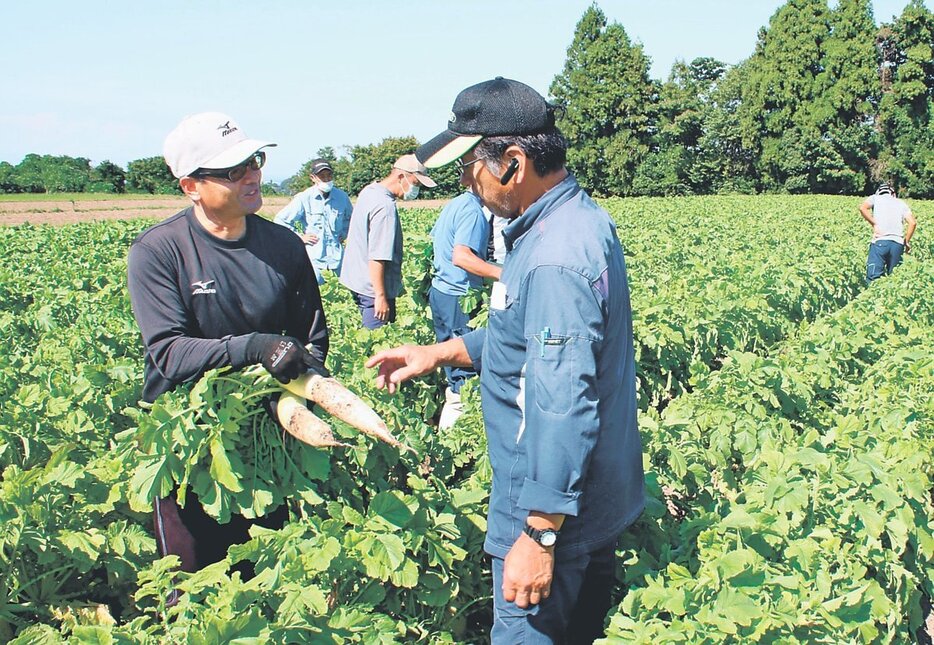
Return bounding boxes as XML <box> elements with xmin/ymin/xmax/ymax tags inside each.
<box><xmin>154</xmin><ymin>491</ymin><xmax>288</xmax><ymax>578</ymax></box>
<box><xmin>428</xmin><ymin>286</ymin><xmax>476</xmax><ymax>393</ymax></box>
<box><xmin>866</xmin><ymin>240</ymin><xmax>904</xmax><ymax>282</ymax></box>
<box><xmin>490</xmin><ymin>542</ymin><xmax>617</xmax><ymax>644</ymax></box>
<box><xmin>351</xmin><ymin>291</ymin><xmax>396</xmax><ymax>329</ymax></box>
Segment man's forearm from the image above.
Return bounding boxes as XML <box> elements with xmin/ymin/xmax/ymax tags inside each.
<box><xmin>905</xmin><ymin>214</ymin><xmax>917</xmax><ymax>242</ymax></box>
<box><xmin>368</xmin><ymin>260</ymin><xmax>386</xmax><ymax>297</ymax></box>
<box><xmin>431</xmin><ymin>336</ymin><xmax>473</xmax><ymax>368</ymax></box>
<box><xmin>452</xmin><ymin>245</ymin><xmax>502</xmax><ymax>280</ymax></box>
<box><xmin>526</xmin><ymin>511</ymin><xmax>566</xmax><ymax>531</ymax></box>
<box><xmin>858</xmin><ymin>203</ymin><xmax>875</xmax><ymax>226</ymax></box>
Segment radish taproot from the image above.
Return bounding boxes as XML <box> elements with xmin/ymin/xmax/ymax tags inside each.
<box><xmin>282</xmin><ymin>373</ymin><xmax>415</xmax><ymax>453</ymax></box>
<box><xmin>276</xmin><ymin>392</ymin><xmax>349</xmax><ymax>448</ymax></box>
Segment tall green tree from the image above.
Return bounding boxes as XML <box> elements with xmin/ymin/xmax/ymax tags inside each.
<box><xmin>633</xmin><ymin>57</ymin><xmax>726</xmax><ymax>195</ymax></box>
<box><xmin>10</xmin><ymin>154</ymin><xmax>94</xmax><ymax>193</ymax></box>
<box><xmin>815</xmin><ymin>0</ymin><xmax>880</xmax><ymax>193</ymax></box>
<box><xmin>739</xmin><ymin>0</ymin><xmax>833</xmax><ymax>192</ymax></box>
<box><xmin>0</xmin><ymin>162</ymin><xmax>17</xmax><ymax>193</ymax></box>
<box><xmin>550</xmin><ymin>4</ymin><xmax>657</xmax><ymax>196</ymax></box>
<box><xmin>91</xmin><ymin>160</ymin><xmax>126</xmax><ymax>193</ymax></box>
<box><xmin>126</xmin><ymin>156</ymin><xmax>180</xmax><ymax>194</ymax></box>
<box><xmin>692</xmin><ymin>62</ymin><xmax>760</xmax><ymax>193</ymax></box>
<box><xmin>876</xmin><ymin>0</ymin><xmax>934</xmax><ymax>196</ymax></box>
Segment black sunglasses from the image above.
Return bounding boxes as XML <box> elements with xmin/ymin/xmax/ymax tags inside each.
<box><xmin>192</xmin><ymin>151</ymin><xmax>266</xmax><ymax>182</ymax></box>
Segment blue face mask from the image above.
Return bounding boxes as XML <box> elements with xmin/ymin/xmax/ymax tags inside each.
<box><xmin>402</xmin><ymin>176</ymin><xmax>420</xmax><ymax>201</ymax></box>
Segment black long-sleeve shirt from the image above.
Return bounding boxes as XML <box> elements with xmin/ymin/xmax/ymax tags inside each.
<box><xmin>127</xmin><ymin>207</ymin><xmax>329</xmax><ymax>403</ymax></box>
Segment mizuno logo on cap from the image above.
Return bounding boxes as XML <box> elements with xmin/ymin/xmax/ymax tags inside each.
<box><xmin>217</xmin><ymin>121</ymin><xmax>239</xmax><ymax>137</ymax></box>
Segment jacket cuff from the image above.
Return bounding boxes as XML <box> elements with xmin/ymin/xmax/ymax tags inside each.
<box><xmin>461</xmin><ymin>328</ymin><xmax>486</xmax><ymax>373</ymax></box>
<box><xmin>227</xmin><ymin>333</ymin><xmax>255</xmax><ymax>369</ymax></box>
<box><xmin>517</xmin><ymin>478</ymin><xmax>581</xmax><ymax>516</ymax></box>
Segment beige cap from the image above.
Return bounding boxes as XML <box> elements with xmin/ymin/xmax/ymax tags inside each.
<box><xmin>393</xmin><ymin>154</ymin><xmax>437</xmax><ymax>188</ymax></box>
<box><xmin>163</xmin><ymin>112</ymin><xmax>276</xmax><ymax>178</ymax></box>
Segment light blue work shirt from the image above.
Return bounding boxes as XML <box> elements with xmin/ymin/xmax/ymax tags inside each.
<box><xmin>461</xmin><ymin>174</ymin><xmax>644</xmax><ymax>558</ymax></box>
<box><xmin>430</xmin><ymin>191</ymin><xmax>491</xmax><ymax>296</ymax></box>
<box><xmin>274</xmin><ymin>185</ymin><xmax>352</xmax><ymax>280</ymax></box>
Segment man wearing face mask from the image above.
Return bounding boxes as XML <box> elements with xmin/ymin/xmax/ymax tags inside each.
<box><xmin>275</xmin><ymin>158</ymin><xmax>353</xmax><ymax>285</ymax></box>
<box><xmin>339</xmin><ymin>154</ymin><xmax>436</xmax><ymax>328</ymax></box>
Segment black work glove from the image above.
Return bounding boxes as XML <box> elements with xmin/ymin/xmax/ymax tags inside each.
<box><xmin>245</xmin><ymin>334</ymin><xmax>329</xmax><ymax>384</ymax></box>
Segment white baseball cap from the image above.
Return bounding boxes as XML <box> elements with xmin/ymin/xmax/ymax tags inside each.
<box><xmin>163</xmin><ymin>112</ymin><xmax>276</xmax><ymax>179</ymax></box>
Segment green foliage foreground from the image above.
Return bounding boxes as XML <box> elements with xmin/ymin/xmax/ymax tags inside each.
<box><xmin>0</xmin><ymin>196</ymin><xmax>930</xmax><ymax>642</ymax></box>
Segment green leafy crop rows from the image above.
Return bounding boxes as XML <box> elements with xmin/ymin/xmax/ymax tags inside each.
<box><xmin>0</xmin><ymin>195</ymin><xmax>930</xmax><ymax>643</ymax></box>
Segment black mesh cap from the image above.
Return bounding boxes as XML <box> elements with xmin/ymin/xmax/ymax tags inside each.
<box><xmin>309</xmin><ymin>158</ymin><xmax>332</xmax><ymax>175</ymax></box>
<box><xmin>416</xmin><ymin>77</ymin><xmax>556</xmax><ymax>168</ymax></box>
<box><xmin>877</xmin><ymin>183</ymin><xmax>894</xmax><ymax>195</ymax></box>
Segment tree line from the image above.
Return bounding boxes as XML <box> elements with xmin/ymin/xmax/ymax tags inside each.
<box><xmin>4</xmin><ymin>0</ymin><xmax>931</xmax><ymax>199</ymax></box>
<box><xmin>552</xmin><ymin>0</ymin><xmax>934</xmax><ymax>197</ymax></box>
<box><xmin>0</xmin><ymin>154</ymin><xmax>182</xmax><ymax>196</ymax></box>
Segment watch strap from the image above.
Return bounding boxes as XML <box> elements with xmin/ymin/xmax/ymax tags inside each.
<box><xmin>523</xmin><ymin>524</ymin><xmax>559</xmax><ymax>546</ymax></box>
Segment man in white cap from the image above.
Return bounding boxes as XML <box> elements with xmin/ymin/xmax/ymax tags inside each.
<box><xmin>127</xmin><ymin>112</ymin><xmax>329</xmax><ymax>593</ymax></box>
<box><xmin>859</xmin><ymin>182</ymin><xmax>916</xmax><ymax>282</ymax></box>
<box><xmin>366</xmin><ymin>78</ymin><xmax>644</xmax><ymax>643</ymax></box>
<box><xmin>274</xmin><ymin>158</ymin><xmax>353</xmax><ymax>284</ymax></box>
<box><xmin>339</xmin><ymin>154</ymin><xmax>436</xmax><ymax>328</ymax></box>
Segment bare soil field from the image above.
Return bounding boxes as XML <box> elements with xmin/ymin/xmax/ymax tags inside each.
<box><xmin>0</xmin><ymin>195</ymin><xmax>450</xmax><ymax>226</ymax></box>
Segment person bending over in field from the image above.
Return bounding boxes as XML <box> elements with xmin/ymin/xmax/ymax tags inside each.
<box><xmin>367</xmin><ymin>78</ymin><xmax>645</xmax><ymax>644</ymax></box>
<box><xmin>339</xmin><ymin>154</ymin><xmax>436</xmax><ymax>329</ymax></box>
<box><xmin>859</xmin><ymin>182</ymin><xmax>917</xmax><ymax>282</ymax></box>
<box><xmin>127</xmin><ymin>112</ymin><xmax>329</xmax><ymax>602</ymax></box>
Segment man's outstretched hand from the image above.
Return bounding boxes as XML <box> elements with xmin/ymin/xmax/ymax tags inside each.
<box><xmin>365</xmin><ymin>345</ymin><xmax>439</xmax><ymax>394</ymax></box>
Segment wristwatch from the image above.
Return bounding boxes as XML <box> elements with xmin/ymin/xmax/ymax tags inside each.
<box><xmin>523</xmin><ymin>524</ymin><xmax>559</xmax><ymax>547</ymax></box>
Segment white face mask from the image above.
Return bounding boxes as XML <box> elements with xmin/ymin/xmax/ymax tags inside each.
<box><xmin>402</xmin><ymin>176</ymin><xmax>420</xmax><ymax>201</ymax></box>
<box><xmin>316</xmin><ymin>180</ymin><xmax>333</xmax><ymax>193</ymax></box>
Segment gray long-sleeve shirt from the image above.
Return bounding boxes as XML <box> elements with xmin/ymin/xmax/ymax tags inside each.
<box><xmin>127</xmin><ymin>207</ymin><xmax>328</xmax><ymax>403</ymax></box>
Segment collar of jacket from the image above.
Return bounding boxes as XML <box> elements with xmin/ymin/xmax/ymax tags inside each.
<box><xmin>503</xmin><ymin>174</ymin><xmax>580</xmax><ymax>253</ymax></box>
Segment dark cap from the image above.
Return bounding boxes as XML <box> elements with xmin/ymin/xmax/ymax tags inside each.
<box><xmin>309</xmin><ymin>158</ymin><xmax>332</xmax><ymax>175</ymax></box>
<box><xmin>416</xmin><ymin>77</ymin><xmax>556</xmax><ymax>168</ymax></box>
<box><xmin>876</xmin><ymin>183</ymin><xmax>894</xmax><ymax>195</ymax></box>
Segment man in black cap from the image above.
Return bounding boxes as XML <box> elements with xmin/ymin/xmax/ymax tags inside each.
<box><xmin>275</xmin><ymin>158</ymin><xmax>353</xmax><ymax>284</ymax></box>
<box><xmin>859</xmin><ymin>182</ymin><xmax>916</xmax><ymax>282</ymax></box>
<box><xmin>367</xmin><ymin>78</ymin><xmax>645</xmax><ymax>643</ymax></box>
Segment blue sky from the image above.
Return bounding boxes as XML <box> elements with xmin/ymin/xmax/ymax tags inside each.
<box><xmin>0</xmin><ymin>1</ymin><xmax>925</xmax><ymax>182</ymax></box>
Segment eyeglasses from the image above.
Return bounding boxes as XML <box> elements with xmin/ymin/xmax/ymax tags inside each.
<box><xmin>192</xmin><ymin>151</ymin><xmax>266</xmax><ymax>182</ymax></box>
<box><xmin>454</xmin><ymin>156</ymin><xmax>484</xmax><ymax>174</ymax></box>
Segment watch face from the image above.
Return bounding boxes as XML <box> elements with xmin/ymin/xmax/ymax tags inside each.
<box><xmin>539</xmin><ymin>530</ymin><xmax>557</xmax><ymax>547</ymax></box>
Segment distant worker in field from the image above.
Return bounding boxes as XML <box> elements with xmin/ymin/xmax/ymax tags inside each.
<box><xmin>339</xmin><ymin>154</ymin><xmax>436</xmax><ymax>329</ymax></box>
<box><xmin>859</xmin><ymin>182</ymin><xmax>917</xmax><ymax>282</ymax></box>
<box><xmin>127</xmin><ymin>112</ymin><xmax>329</xmax><ymax>596</ymax></box>
<box><xmin>274</xmin><ymin>158</ymin><xmax>353</xmax><ymax>285</ymax></box>
<box><xmin>366</xmin><ymin>77</ymin><xmax>644</xmax><ymax>644</ymax></box>
<box><xmin>429</xmin><ymin>187</ymin><xmax>501</xmax><ymax>429</ymax></box>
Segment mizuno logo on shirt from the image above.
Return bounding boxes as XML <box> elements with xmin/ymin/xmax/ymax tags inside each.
<box><xmin>191</xmin><ymin>279</ymin><xmax>216</xmax><ymax>295</ymax></box>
